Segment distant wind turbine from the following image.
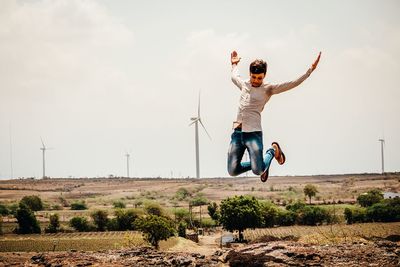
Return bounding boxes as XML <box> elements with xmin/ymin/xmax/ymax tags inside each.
<box><xmin>40</xmin><ymin>138</ymin><xmax>53</xmax><ymax>179</ymax></box>
<box><xmin>189</xmin><ymin>91</ymin><xmax>211</xmax><ymax>179</ymax></box>
<box><xmin>378</xmin><ymin>138</ymin><xmax>385</xmax><ymax>174</ymax></box>
<box><xmin>125</xmin><ymin>152</ymin><xmax>130</xmax><ymax>178</ymax></box>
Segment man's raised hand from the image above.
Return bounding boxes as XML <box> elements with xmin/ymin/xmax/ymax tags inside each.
<box><xmin>311</xmin><ymin>51</ymin><xmax>321</xmax><ymax>72</ymax></box>
<box><xmin>231</xmin><ymin>51</ymin><xmax>241</xmax><ymax>65</ymax></box>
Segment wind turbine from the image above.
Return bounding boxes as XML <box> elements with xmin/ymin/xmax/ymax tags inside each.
<box><xmin>189</xmin><ymin>91</ymin><xmax>211</xmax><ymax>179</ymax></box>
<box><xmin>378</xmin><ymin>138</ymin><xmax>385</xmax><ymax>174</ymax></box>
<box><xmin>125</xmin><ymin>152</ymin><xmax>130</xmax><ymax>178</ymax></box>
<box><xmin>40</xmin><ymin>138</ymin><xmax>53</xmax><ymax>179</ymax></box>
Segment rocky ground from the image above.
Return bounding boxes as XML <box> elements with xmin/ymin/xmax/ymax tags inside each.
<box><xmin>0</xmin><ymin>240</ymin><xmax>399</xmax><ymax>266</ymax></box>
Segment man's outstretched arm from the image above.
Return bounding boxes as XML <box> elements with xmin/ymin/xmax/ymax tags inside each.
<box><xmin>271</xmin><ymin>52</ymin><xmax>321</xmax><ymax>95</ymax></box>
<box><xmin>231</xmin><ymin>50</ymin><xmax>244</xmax><ymax>90</ymax></box>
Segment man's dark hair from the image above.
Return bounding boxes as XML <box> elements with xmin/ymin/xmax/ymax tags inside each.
<box><xmin>249</xmin><ymin>59</ymin><xmax>267</xmax><ymax>74</ymax></box>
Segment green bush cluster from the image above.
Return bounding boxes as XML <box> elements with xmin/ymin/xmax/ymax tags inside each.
<box><xmin>218</xmin><ymin>196</ymin><xmax>335</xmax><ymax>239</ymax></box>
<box><xmin>345</xmin><ymin>197</ymin><xmax>400</xmax><ymax>224</ymax></box>
<box><xmin>70</xmin><ymin>201</ymin><xmax>88</xmax><ymax>210</ymax></box>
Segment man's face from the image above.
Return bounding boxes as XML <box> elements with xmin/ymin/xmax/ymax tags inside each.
<box><xmin>250</xmin><ymin>72</ymin><xmax>265</xmax><ymax>87</ymax></box>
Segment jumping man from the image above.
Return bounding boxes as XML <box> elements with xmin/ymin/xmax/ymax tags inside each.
<box><xmin>227</xmin><ymin>51</ymin><xmax>321</xmax><ymax>182</ymax></box>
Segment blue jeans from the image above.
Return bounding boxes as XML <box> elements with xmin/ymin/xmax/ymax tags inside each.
<box><xmin>227</xmin><ymin>129</ymin><xmax>275</xmax><ymax>176</ymax></box>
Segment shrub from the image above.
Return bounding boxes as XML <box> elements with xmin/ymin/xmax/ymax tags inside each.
<box><xmin>207</xmin><ymin>202</ymin><xmax>220</xmax><ymax>223</ymax></box>
<box><xmin>220</xmin><ymin>195</ymin><xmax>262</xmax><ymax>242</ymax></box>
<box><xmin>144</xmin><ymin>201</ymin><xmax>164</xmax><ymax>216</ymax></box>
<box><xmin>344</xmin><ymin>207</ymin><xmax>367</xmax><ymax>224</ymax></box>
<box><xmin>173</xmin><ymin>208</ymin><xmax>190</xmax><ymax>223</ymax></box>
<box><xmin>69</xmin><ymin>216</ymin><xmax>90</xmax><ymax>232</ymax></box>
<box><xmin>190</xmin><ymin>195</ymin><xmax>209</xmax><ymax>207</ymax></box>
<box><xmin>366</xmin><ymin>198</ymin><xmax>400</xmax><ymax>222</ymax></box>
<box><xmin>45</xmin><ymin>213</ymin><xmax>60</xmax><ymax>233</ymax></box>
<box><xmin>0</xmin><ymin>204</ymin><xmax>9</xmax><ymax>216</ymax></box>
<box><xmin>113</xmin><ymin>200</ymin><xmax>126</xmax><ymax>209</ymax></box>
<box><xmin>51</xmin><ymin>204</ymin><xmax>62</xmax><ymax>210</ymax></box>
<box><xmin>286</xmin><ymin>201</ymin><xmax>306</xmax><ymax>212</ymax></box>
<box><xmin>357</xmin><ymin>189</ymin><xmax>384</xmax><ymax>207</ymax></box>
<box><xmin>135</xmin><ymin>215</ymin><xmax>176</xmax><ymax>249</ymax></box>
<box><xmin>15</xmin><ymin>203</ymin><xmax>41</xmax><ymax>234</ymax></box>
<box><xmin>178</xmin><ymin>222</ymin><xmax>186</xmax><ymax>238</ymax></box>
<box><xmin>8</xmin><ymin>203</ymin><xmax>18</xmax><ymax>216</ymax></box>
<box><xmin>70</xmin><ymin>201</ymin><xmax>88</xmax><ymax>210</ymax></box>
<box><xmin>260</xmin><ymin>201</ymin><xmax>279</xmax><ymax>227</ymax></box>
<box><xmin>175</xmin><ymin>188</ymin><xmax>191</xmax><ymax>201</ymax></box>
<box><xmin>276</xmin><ymin>209</ymin><xmax>296</xmax><ymax>226</ymax></box>
<box><xmin>114</xmin><ymin>209</ymin><xmax>139</xmax><ymax>230</ymax></box>
<box><xmin>201</xmin><ymin>217</ymin><xmax>216</xmax><ymax>228</ymax></box>
<box><xmin>20</xmin><ymin>195</ymin><xmax>43</xmax><ymax>211</ymax></box>
<box><xmin>297</xmin><ymin>206</ymin><xmax>330</xmax><ymax>226</ymax></box>
<box><xmin>107</xmin><ymin>218</ymin><xmax>119</xmax><ymax>231</ymax></box>
<box><xmin>91</xmin><ymin>210</ymin><xmax>109</xmax><ymax>231</ymax></box>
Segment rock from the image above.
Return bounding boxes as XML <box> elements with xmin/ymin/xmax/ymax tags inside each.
<box><xmin>31</xmin><ymin>253</ymin><xmax>45</xmax><ymax>264</ymax></box>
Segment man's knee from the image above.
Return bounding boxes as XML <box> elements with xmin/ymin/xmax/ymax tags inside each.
<box><xmin>227</xmin><ymin>166</ymin><xmax>240</xmax><ymax>177</ymax></box>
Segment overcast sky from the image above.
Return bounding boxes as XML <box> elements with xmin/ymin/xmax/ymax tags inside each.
<box><xmin>0</xmin><ymin>0</ymin><xmax>399</xmax><ymax>179</ymax></box>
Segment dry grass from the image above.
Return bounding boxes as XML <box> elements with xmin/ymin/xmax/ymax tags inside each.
<box><xmin>0</xmin><ymin>231</ymin><xmax>143</xmax><ymax>252</ymax></box>
<box><xmin>244</xmin><ymin>222</ymin><xmax>400</xmax><ymax>245</ymax></box>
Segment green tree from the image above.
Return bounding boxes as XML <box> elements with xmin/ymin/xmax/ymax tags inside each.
<box><xmin>219</xmin><ymin>195</ymin><xmax>262</xmax><ymax>242</ymax></box>
<box><xmin>69</xmin><ymin>216</ymin><xmax>90</xmax><ymax>232</ymax></box>
<box><xmin>114</xmin><ymin>209</ymin><xmax>139</xmax><ymax>230</ymax></box>
<box><xmin>357</xmin><ymin>189</ymin><xmax>384</xmax><ymax>207</ymax></box>
<box><xmin>91</xmin><ymin>210</ymin><xmax>109</xmax><ymax>231</ymax></box>
<box><xmin>135</xmin><ymin>215</ymin><xmax>176</xmax><ymax>249</ymax></box>
<box><xmin>20</xmin><ymin>195</ymin><xmax>43</xmax><ymax>211</ymax></box>
<box><xmin>45</xmin><ymin>213</ymin><xmax>60</xmax><ymax>233</ymax></box>
<box><xmin>15</xmin><ymin>203</ymin><xmax>41</xmax><ymax>234</ymax></box>
<box><xmin>113</xmin><ymin>200</ymin><xmax>126</xmax><ymax>209</ymax></box>
<box><xmin>303</xmin><ymin>184</ymin><xmax>318</xmax><ymax>204</ymax></box>
<box><xmin>144</xmin><ymin>201</ymin><xmax>164</xmax><ymax>216</ymax></box>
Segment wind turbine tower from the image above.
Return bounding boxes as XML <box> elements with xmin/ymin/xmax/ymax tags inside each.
<box><xmin>378</xmin><ymin>139</ymin><xmax>385</xmax><ymax>174</ymax></box>
<box><xmin>125</xmin><ymin>153</ymin><xmax>130</xmax><ymax>178</ymax></box>
<box><xmin>189</xmin><ymin>92</ymin><xmax>211</xmax><ymax>179</ymax></box>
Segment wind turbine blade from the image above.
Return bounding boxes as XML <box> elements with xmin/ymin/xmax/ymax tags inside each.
<box><xmin>40</xmin><ymin>137</ymin><xmax>45</xmax><ymax>148</ymax></box>
<box><xmin>199</xmin><ymin>119</ymin><xmax>212</xmax><ymax>140</ymax></box>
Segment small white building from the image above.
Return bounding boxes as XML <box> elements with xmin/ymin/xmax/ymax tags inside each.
<box><xmin>383</xmin><ymin>192</ymin><xmax>400</xmax><ymax>199</ymax></box>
